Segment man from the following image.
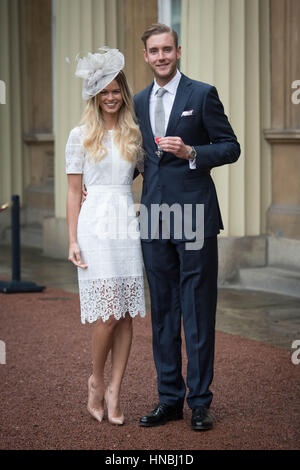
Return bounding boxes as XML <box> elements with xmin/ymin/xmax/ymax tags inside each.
<box><xmin>134</xmin><ymin>24</ymin><xmax>240</xmax><ymax>431</ymax></box>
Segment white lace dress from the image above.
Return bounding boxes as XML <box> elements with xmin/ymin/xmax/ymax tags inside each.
<box><xmin>65</xmin><ymin>126</ymin><xmax>146</xmax><ymax>324</ymax></box>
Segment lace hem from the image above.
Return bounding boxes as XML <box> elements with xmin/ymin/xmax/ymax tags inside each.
<box><xmin>78</xmin><ymin>276</ymin><xmax>146</xmax><ymax>324</ymax></box>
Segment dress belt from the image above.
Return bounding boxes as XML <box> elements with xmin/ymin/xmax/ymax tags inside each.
<box><xmin>86</xmin><ymin>184</ymin><xmax>132</xmax><ymax>194</ymax></box>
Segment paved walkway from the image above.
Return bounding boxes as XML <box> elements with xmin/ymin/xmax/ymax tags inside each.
<box><xmin>1</xmin><ymin>246</ymin><xmax>299</xmax><ymax>350</ymax></box>
<box><xmin>0</xmin><ymin>247</ymin><xmax>299</xmax><ymax>450</ymax></box>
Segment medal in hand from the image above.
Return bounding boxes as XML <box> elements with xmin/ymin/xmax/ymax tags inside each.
<box><xmin>155</xmin><ymin>137</ymin><xmax>163</xmax><ymax>158</ymax></box>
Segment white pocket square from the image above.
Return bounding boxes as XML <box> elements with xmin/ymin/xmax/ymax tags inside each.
<box><xmin>181</xmin><ymin>109</ymin><xmax>194</xmax><ymax>117</ymax></box>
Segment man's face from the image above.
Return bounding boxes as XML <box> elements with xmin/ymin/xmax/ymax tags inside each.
<box><xmin>143</xmin><ymin>32</ymin><xmax>181</xmax><ymax>84</ymax></box>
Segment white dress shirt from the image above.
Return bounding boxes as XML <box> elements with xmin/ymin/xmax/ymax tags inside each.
<box><xmin>149</xmin><ymin>69</ymin><xmax>196</xmax><ymax>169</ymax></box>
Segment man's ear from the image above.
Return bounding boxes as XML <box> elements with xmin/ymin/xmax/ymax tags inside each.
<box><xmin>177</xmin><ymin>46</ymin><xmax>182</xmax><ymax>61</ymax></box>
<box><xmin>143</xmin><ymin>48</ymin><xmax>149</xmax><ymax>63</ymax></box>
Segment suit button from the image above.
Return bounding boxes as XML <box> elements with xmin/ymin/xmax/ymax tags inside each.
<box><xmin>157</xmin><ymin>185</ymin><xmax>161</xmax><ymax>189</ymax></box>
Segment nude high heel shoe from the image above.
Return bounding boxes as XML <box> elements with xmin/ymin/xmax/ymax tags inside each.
<box><xmin>87</xmin><ymin>375</ymin><xmax>104</xmax><ymax>423</ymax></box>
<box><xmin>104</xmin><ymin>388</ymin><xmax>124</xmax><ymax>425</ymax></box>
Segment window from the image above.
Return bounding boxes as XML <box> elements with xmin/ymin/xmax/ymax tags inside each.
<box><xmin>158</xmin><ymin>0</ymin><xmax>182</xmax><ymax>67</ymax></box>
<box><xmin>170</xmin><ymin>0</ymin><xmax>181</xmax><ymax>46</ymax></box>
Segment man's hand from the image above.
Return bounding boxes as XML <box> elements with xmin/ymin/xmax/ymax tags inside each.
<box><xmin>68</xmin><ymin>241</ymin><xmax>88</xmax><ymax>269</ymax></box>
<box><xmin>81</xmin><ymin>184</ymin><xmax>88</xmax><ymax>206</ymax></box>
<box><xmin>158</xmin><ymin>137</ymin><xmax>191</xmax><ymax>159</ymax></box>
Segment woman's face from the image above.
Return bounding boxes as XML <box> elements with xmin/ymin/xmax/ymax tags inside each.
<box><xmin>98</xmin><ymin>79</ymin><xmax>123</xmax><ymax>118</ymax></box>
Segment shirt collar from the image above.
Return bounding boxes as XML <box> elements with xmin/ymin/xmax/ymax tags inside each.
<box><xmin>153</xmin><ymin>69</ymin><xmax>181</xmax><ymax>96</ymax></box>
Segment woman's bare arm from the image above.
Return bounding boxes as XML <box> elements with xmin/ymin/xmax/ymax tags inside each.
<box><xmin>67</xmin><ymin>174</ymin><xmax>88</xmax><ymax>269</ymax></box>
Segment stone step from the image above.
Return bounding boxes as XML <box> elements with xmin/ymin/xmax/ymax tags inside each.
<box><xmin>21</xmin><ymin>224</ymin><xmax>43</xmax><ymax>249</ymax></box>
<box><xmin>5</xmin><ymin>223</ymin><xmax>43</xmax><ymax>250</ymax></box>
<box><xmin>227</xmin><ymin>266</ymin><xmax>300</xmax><ymax>299</ymax></box>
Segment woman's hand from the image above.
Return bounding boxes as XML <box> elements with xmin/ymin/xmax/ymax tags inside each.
<box><xmin>68</xmin><ymin>241</ymin><xmax>88</xmax><ymax>269</ymax></box>
<box><xmin>81</xmin><ymin>184</ymin><xmax>88</xmax><ymax>206</ymax></box>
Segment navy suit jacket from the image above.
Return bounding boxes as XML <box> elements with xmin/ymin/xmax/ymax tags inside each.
<box><xmin>134</xmin><ymin>73</ymin><xmax>241</xmax><ymax>241</ymax></box>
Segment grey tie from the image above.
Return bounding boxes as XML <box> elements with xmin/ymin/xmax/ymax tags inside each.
<box><xmin>154</xmin><ymin>87</ymin><xmax>167</xmax><ymax>138</ymax></box>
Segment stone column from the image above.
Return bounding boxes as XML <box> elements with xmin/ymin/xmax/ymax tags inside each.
<box><xmin>19</xmin><ymin>0</ymin><xmax>54</xmax><ymax>239</ymax></box>
<box><xmin>181</xmin><ymin>0</ymin><xmax>271</xmax><ymax>238</ymax></box>
<box><xmin>122</xmin><ymin>0</ymin><xmax>158</xmax><ymax>203</ymax></box>
<box><xmin>265</xmin><ymin>0</ymin><xmax>300</xmax><ymax>240</ymax></box>
<box><xmin>0</xmin><ymin>0</ymin><xmax>23</xmax><ymax>206</ymax></box>
<box><xmin>180</xmin><ymin>0</ymin><xmax>272</xmax><ymax>280</ymax></box>
<box><xmin>44</xmin><ymin>0</ymin><xmax>120</xmax><ymax>257</ymax></box>
<box><xmin>122</xmin><ymin>0</ymin><xmax>157</xmax><ymax>94</ymax></box>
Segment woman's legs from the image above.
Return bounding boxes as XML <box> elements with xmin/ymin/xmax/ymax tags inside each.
<box><xmin>88</xmin><ymin>316</ymin><xmax>119</xmax><ymax>420</ymax></box>
<box><xmin>88</xmin><ymin>314</ymin><xmax>133</xmax><ymax>423</ymax></box>
<box><xmin>105</xmin><ymin>314</ymin><xmax>133</xmax><ymax>421</ymax></box>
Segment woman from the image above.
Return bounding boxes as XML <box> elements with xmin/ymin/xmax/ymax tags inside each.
<box><xmin>66</xmin><ymin>48</ymin><xmax>146</xmax><ymax>426</ymax></box>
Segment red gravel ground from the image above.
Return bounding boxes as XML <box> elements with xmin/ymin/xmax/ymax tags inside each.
<box><xmin>0</xmin><ymin>286</ymin><xmax>299</xmax><ymax>450</ymax></box>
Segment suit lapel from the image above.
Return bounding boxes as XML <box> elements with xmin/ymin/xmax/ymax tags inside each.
<box><xmin>140</xmin><ymin>75</ymin><xmax>193</xmax><ymax>163</ymax></box>
<box><xmin>142</xmin><ymin>83</ymin><xmax>156</xmax><ymax>142</ymax></box>
<box><xmin>165</xmin><ymin>74</ymin><xmax>193</xmax><ymax>136</ymax></box>
<box><xmin>142</xmin><ymin>83</ymin><xmax>153</xmax><ymax>129</ymax></box>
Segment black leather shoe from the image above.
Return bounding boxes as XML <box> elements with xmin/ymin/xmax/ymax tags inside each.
<box><xmin>191</xmin><ymin>406</ymin><xmax>213</xmax><ymax>431</ymax></box>
<box><xmin>139</xmin><ymin>403</ymin><xmax>183</xmax><ymax>427</ymax></box>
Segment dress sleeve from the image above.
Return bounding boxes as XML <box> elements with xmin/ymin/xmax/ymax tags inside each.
<box><xmin>65</xmin><ymin>127</ymin><xmax>85</xmax><ymax>174</ymax></box>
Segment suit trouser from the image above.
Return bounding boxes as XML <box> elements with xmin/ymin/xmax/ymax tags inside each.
<box><xmin>142</xmin><ymin>236</ymin><xmax>218</xmax><ymax>409</ymax></box>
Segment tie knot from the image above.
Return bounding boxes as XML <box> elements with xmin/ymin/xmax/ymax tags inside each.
<box><xmin>156</xmin><ymin>87</ymin><xmax>167</xmax><ymax>98</ymax></box>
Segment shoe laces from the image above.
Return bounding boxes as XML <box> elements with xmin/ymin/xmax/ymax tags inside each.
<box><xmin>153</xmin><ymin>403</ymin><xmax>168</xmax><ymax>415</ymax></box>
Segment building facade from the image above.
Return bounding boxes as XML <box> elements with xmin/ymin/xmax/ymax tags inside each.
<box><xmin>1</xmin><ymin>0</ymin><xmax>299</xmax><ymax>294</ymax></box>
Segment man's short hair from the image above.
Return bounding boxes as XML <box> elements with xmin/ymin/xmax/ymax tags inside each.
<box><xmin>141</xmin><ymin>23</ymin><xmax>178</xmax><ymax>50</ymax></box>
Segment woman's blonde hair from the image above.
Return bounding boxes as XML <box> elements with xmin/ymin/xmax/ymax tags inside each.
<box><xmin>80</xmin><ymin>71</ymin><xmax>143</xmax><ymax>163</ymax></box>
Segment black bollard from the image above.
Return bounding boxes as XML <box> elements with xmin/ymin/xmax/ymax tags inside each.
<box><xmin>11</xmin><ymin>194</ymin><xmax>21</xmax><ymax>282</ymax></box>
<box><xmin>0</xmin><ymin>194</ymin><xmax>45</xmax><ymax>293</ymax></box>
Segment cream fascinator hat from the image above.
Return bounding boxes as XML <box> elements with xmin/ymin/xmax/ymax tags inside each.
<box><xmin>75</xmin><ymin>46</ymin><xmax>125</xmax><ymax>100</ymax></box>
